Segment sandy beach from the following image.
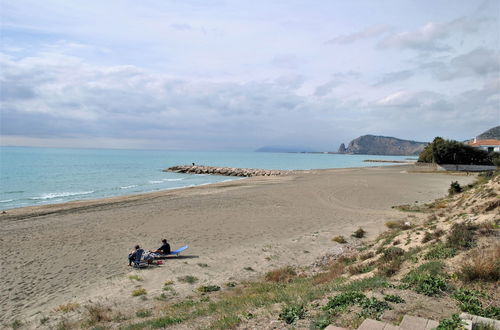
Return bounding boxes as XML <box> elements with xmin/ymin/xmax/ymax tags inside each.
<box><xmin>0</xmin><ymin>165</ymin><xmax>476</xmax><ymax>325</ymax></box>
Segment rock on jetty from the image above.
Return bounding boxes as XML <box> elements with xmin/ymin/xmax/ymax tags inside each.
<box><xmin>164</xmin><ymin>165</ymin><xmax>288</xmax><ymax>177</ymax></box>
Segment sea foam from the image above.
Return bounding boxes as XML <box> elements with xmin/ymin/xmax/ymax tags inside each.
<box><xmin>30</xmin><ymin>191</ymin><xmax>95</xmax><ymax>200</ymax></box>
<box><xmin>120</xmin><ymin>185</ymin><xmax>138</xmax><ymax>189</ymax></box>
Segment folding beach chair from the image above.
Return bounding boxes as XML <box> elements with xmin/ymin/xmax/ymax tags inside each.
<box><xmin>132</xmin><ymin>248</ymin><xmax>148</xmax><ymax>268</ymax></box>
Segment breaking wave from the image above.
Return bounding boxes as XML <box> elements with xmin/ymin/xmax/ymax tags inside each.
<box><xmin>30</xmin><ymin>191</ymin><xmax>95</xmax><ymax>200</ymax></box>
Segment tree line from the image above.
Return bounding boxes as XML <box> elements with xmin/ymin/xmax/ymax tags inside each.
<box><xmin>418</xmin><ymin>137</ymin><xmax>499</xmax><ymax>166</ymax></box>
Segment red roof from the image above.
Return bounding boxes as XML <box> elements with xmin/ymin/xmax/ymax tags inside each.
<box><xmin>469</xmin><ymin>139</ymin><xmax>500</xmax><ymax>146</ymax></box>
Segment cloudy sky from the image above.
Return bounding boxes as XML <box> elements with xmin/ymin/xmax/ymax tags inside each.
<box><xmin>1</xmin><ymin>0</ymin><xmax>499</xmax><ymax>151</ymax></box>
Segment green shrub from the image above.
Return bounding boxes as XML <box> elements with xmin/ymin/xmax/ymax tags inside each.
<box><xmin>279</xmin><ymin>304</ymin><xmax>306</xmax><ymax>324</ymax></box>
<box><xmin>378</xmin><ymin>259</ymin><xmax>404</xmax><ymax>277</ymax></box>
<box><xmin>425</xmin><ymin>244</ymin><xmax>457</xmax><ymax>260</ymax></box>
<box><xmin>352</xmin><ymin>228</ymin><xmax>366</xmax><ymax>238</ymax></box>
<box><xmin>323</xmin><ymin>291</ymin><xmax>366</xmax><ymax>313</ymax></box>
<box><xmin>377</xmin><ymin>247</ymin><xmax>406</xmax><ymax>277</ymax></box>
<box><xmin>421</xmin><ymin>231</ymin><xmax>434</xmax><ymax>243</ymax></box>
<box><xmin>197</xmin><ymin>285</ymin><xmax>221</xmax><ymax>293</ymax></box>
<box><xmin>131</xmin><ymin>288</ymin><xmax>147</xmax><ymax>296</ymax></box>
<box><xmin>10</xmin><ymin>320</ymin><xmax>22</xmax><ymax>329</ymax></box>
<box><xmin>358</xmin><ymin>297</ymin><xmax>391</xmax><ymax>318</ymax></box>
<box><xmin>436</xmin><ymin>314</ymin><xmax>466</xmax><ymax>329</ymax></box>
<box><xmin>177</xmin><ymin>275</ymin><xmax>198</xmax><ymax>284</ymax></box>
<box><xmin>453</xmin><ymin>289</ymin><xmax>500</xmax><ymax>319</ymax></box>
<box><xmin>447</xmin><ymin>223</ymin><xmax>475</xmax><ymax>250</ymax></box>
<box><xmin>332</xmin><ymin>235</ymin><xmax>347</xmax><ymax>244</ymax></box>
<box><xmin>146</xmin><ymin>316</ymin><xmax>184</xmax><ymax>328</ymax></box>
<box><xmin>402</xmin><ymin>262</ymin><xmax>448</xmax><ymax>296</ymax></box>
<box><xmin>412</xmin><ymin>274</ymin><xmax>448</xmax><ymax>296</ymax></box>
<box><xmin>312</xmin><ymin>315</ymin><xmax>332</xmax><ymax>329</ymax></box>
<box><xmin>449</xmin><ymin>181</ymin><xmax>462</xmax><ymax>195</ymax></box>
<box><xmin>380</xmin><ymin>247</ymin><xmax>405</xmax><ymax>260</ymax></box>
<box><xmin>323</xmin><ymin>291</ymin><xmax>390</xmax><ymax>319</ymax></box>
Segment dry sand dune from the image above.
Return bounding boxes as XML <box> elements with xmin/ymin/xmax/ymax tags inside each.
<box><xmin>0</xmin><ymin>166</ymin><xmax>475</xmax><ymax>324</ymax></box>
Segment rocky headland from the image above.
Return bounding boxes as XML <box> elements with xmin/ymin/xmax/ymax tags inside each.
<box><xmin>339</xmin><ymin>135</ymin><xmax>427</xmax><ymax>156</ymax></box>
<box><xmin>164</xmin><ymin>165</ymin><xmax>289</xmax><ymax>177</ymax></box>
<box><xmin>475</xmin><ymin>125</ymin><xmax>500</xmax><ymax>140</ymax></box>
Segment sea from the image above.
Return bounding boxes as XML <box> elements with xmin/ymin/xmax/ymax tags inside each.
<box><xmin>0</xmin><ymin>147</ymin><xmax>412</xmax><ymax>210</ymax></box>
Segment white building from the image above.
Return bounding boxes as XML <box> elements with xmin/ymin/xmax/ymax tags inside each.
<box><xmin>468</xmin><ymin>138</ymin><xmax>500</xmax><ymax>152</ymax></box>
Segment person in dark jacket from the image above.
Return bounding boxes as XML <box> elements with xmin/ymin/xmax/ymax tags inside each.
<box><xmin>154</xmin><ymin>239</ymin><xmax>171</xmax><ymax>255</ymax></box>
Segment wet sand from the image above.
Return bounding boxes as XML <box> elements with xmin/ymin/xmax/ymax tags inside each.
<box><xmin>0</xmin><ymin>165</ymin><xmax>475</xmax><ymax>324</ymax></box>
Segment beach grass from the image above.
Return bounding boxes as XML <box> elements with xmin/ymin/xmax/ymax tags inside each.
<box><xmin>131</xmin><ymin>288</ymin><xmax>147</xmax><ymax>297</ymax></box>
<box><xmin>55</xmin><ymin>302</ymin><xmax>80</xmax><ymax>313</ymax></box>
<box><xmin>125</xmin><ymin>274</ymin><xmax>346</xmax><ymax>329</ymax></box>
<box><xmin>177</xmin><ymin>275</ymin><xmax>198</xmax><ymax>284</ymax></box>
<box><xmin>332</xmin><ymin>235</ymin><xmax>347</xmax><ymax>244</ymax></box>
<box><xmin>128</xmin><ymin>275</ymin><xmax>143</xmax><ymax>281</ymax></box>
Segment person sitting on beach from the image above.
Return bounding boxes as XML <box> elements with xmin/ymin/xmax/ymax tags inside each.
<box><xmin>153</xmin><ymin>239</ymin><xmax>171</xmax><ymax>255</ymax></box>
<box><xmin>128</xmin><ymin>245</ymin><xmax>142</xmax><ymax>266</ymax></box>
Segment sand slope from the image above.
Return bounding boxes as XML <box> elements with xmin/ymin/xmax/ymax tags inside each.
<box><xmin>0</xmin><ymin>166</ymin><xmax>475</xmax><ymax>324</ymax></box>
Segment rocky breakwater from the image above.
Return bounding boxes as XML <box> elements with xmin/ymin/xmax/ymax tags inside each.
<box><xmin>164</xmin><ymin>165</ymin><xmax>289</xmax><ymax>177</ymax></box>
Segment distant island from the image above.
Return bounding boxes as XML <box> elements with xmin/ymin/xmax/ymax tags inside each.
<box><xmin>255</xmin><ymin>146</ymin><xmax>315</xmax><ymax>153</ymax></box>
<box><xmin>338</xmin><ymin>135</ymin><xmax>427</xmax><ymax>156</ymax></box>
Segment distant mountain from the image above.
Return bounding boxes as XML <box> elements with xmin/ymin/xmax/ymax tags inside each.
<box><xmin>476</xmin><ymin>126</ymin><xmax>500</xmax><ymax>140</ymax></box>
<box><xmin>338</xmin><ymin>143</ymin><xmax>347</xmax><ymax>153</ymax></box>
<box><xmin>255</xmin><ymin>146</ymin><xmax>314</xmax><ymax>153</ymax></box>
<box><xmin>339</xmin><ymin>135</ymin><xmax>427</xmax><ymax>156</ymax></box>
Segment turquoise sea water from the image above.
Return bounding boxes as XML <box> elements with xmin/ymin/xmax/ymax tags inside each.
<box><xmin>0</xmin><ymin>147</ymin><xmax>411</xmax><ymax>210</ymax></box>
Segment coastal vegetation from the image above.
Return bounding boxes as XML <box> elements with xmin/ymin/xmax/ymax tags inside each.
<box><xmin>131</xmin><ymin>288</ymin><xmax>147</xmax><ymax>297</ymax></box>
<box><xmin>177</xmin><ymin>275</ymin><xmax>198</xmax><ymax>284</ymax></box>
<box><xmin>351</xmin><ymin>227</ymin><xmax>366</xmax><ymax>238</ymax></box>
<box><xmin>332</xmin><ymin>235</ymin><xmax>347</xmax><ymax>243</ymax></box>
<box><xmin>418</xmin><ymin>137</ymin><xmax>499</xmax><ymax>166</ymax></box>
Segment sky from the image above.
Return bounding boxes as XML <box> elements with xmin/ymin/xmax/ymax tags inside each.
<box><xmin>0</xmin><ymin>0</ymin><xmax>499</xmax><ymax>151</ymax></box>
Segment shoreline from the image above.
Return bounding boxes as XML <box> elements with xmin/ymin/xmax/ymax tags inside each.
<box><xmin>0</xmin><ymin>165</ymin><xmax>476</xmax><ymax>325</ymax></box>
<box><xmin>0</xmin><ymin>164</ymin><xmax>408</xmax><ymax>220</ymax></box>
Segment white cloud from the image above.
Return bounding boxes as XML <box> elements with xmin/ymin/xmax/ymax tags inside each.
<box><xmin>375</xmin><ymin>90</ymin><xmax>442</xmax><ymax>107</ymax></box>
<box><xmin>326</xmin><ymin>24</ymin><xmax>391</xmax><ymax>45</ymax></box>
<box><xmin>378</xmin><ymin>17</ymin><xmax>493</xmax><ymax>51</ymax></box>
<box><xmin>423</xmin><ymin>47</ymin><xmax>500</xmax><ymax>80</ymax></box>
<box><xmin>370</xmin><ymin>81</ymin><xmax>499</xmax><ymax>141</ymax></box>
